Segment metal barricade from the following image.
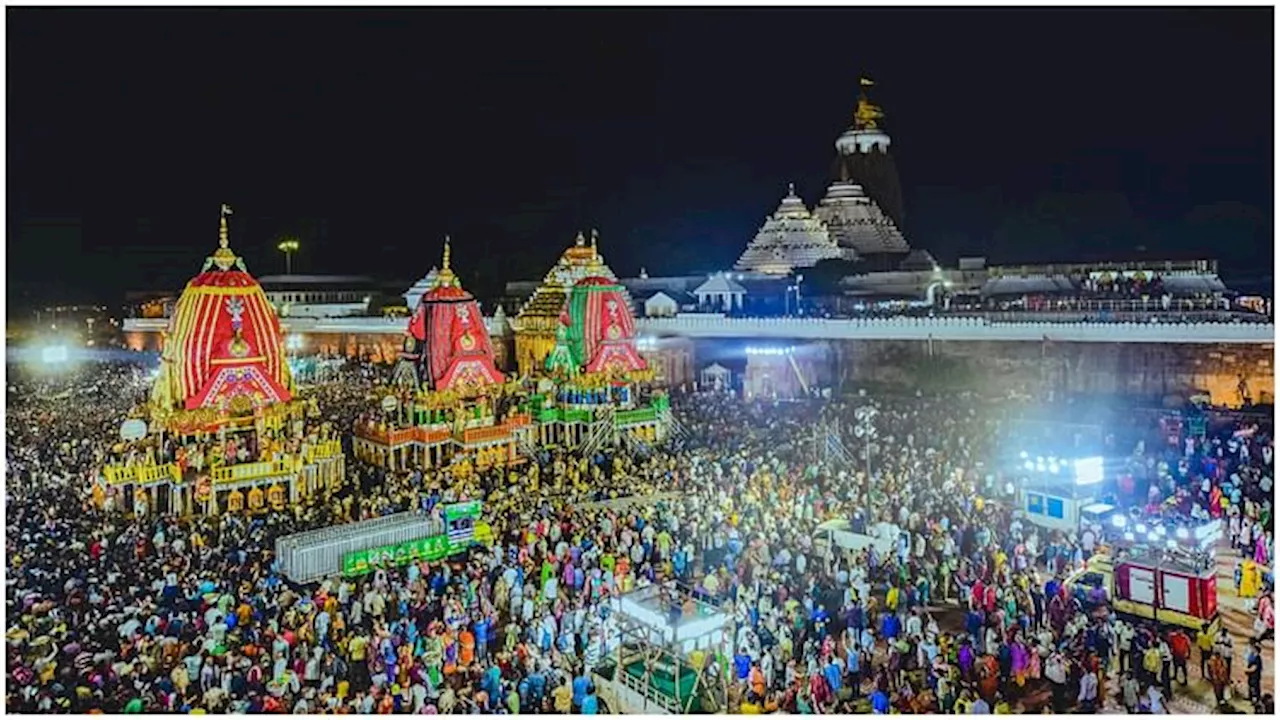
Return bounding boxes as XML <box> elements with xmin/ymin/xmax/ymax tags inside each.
<box><xmin>275</xmin><ymin>512</ymin><xmax>446</xmax><ymax>584</ymax></box>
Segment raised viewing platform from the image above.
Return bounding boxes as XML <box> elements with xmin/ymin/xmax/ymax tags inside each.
<box><xmin>101</xmin><ymin>441</ymin><xmax>344</xmax><ymax>487</ymax></box>
<box><xmin>125</xmin><ymin>312</ymin><xmax>1274</xmax><ymax>344</ymax></box>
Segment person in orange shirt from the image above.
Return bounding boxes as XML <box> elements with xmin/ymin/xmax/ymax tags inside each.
<box><xmin>459</xmin><ymin>628</ymin><xmax>476</xmax><ymax>667</ymax></box>
<box><xmin>1167</xmin><ymin>629</ymin><xmax>1191</xmax><ymax>686</ymax></box>
<box><xmin>750</xmin><ymin>664</ymin><xmax>767</xmax><ymax>698</ymax></box>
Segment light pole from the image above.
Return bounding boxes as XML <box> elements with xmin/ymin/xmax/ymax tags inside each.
<box><xmin>277</xmin><ymin>237</ymin><xmax>300</xmax><ymax>275</ymax></box>
<box><xmin>785</xmin><ymin>275</ymin><xmax>804</xmax><ymax>316</ymax></box>
<box><xmin>853</xmin><ymin>404</ymin><xmax>878</xmax><ymax>480</ymax></box>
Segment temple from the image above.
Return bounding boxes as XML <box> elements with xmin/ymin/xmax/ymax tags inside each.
<box><xmin>813</xmin><ymin>180</ymin><xmax>910</xmax><ymax>258</ymax></box>
<box><xmin>511</xmin><ymin>230</ymin><xmax>633</xmax><ymax>376</ymax></box>
<box><xmin>830</xmin><ymin>76</ymin><xmax>907</xmax><ymax>241</ymax></box>
<box><xmin>733</xmin><ymin>183</ymin><xmax>850</xmax><ymax>275</ymax></box>
<box><xmin>733</xmin><ymin>80</ymin><xmax>910</xmax><ymax>275</ymax></box>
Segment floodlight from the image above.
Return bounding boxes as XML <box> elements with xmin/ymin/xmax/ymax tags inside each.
<box><xmin>1073</xmin><ymin>457</ymin><xmax>1105</xmax><ymax>485</ymax></box>
<box><xmin>1135</xmin><ymin>523</ymin><xmax>1147</xmax><ymax>535</ymax></box>
<box><xmin>1147</xmin><ymin>532</ymin><xmax>1160</xmax><ymax>543</ymax></box>
<box><xmin>1175</xmin><ymin>527</ymin><xmax>1189</xmax><ymax>540</ymax></box>
<box><xmin>1111</xmin><ymin>515</ymin><xmax>1127</xmax><ymax>529</ymax></box>
<box><xmin>1124</xmin><ymin>532</ymin><xmax>1135</xmax><ymax>542</ymax></box>
<box><xmin>1024</xmin><ymin>461</ymin><xmax>1035</xmax><ymax>471</ymax></box>
<box><xmin>40</xmin><ymin>346</ymin><xmax>69</xmax><ymax>365</ymax></box>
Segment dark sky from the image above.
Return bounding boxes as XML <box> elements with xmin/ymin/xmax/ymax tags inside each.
<box><xmin>8</xmin><ymin>7</ymin><xmax>1273</xmax><ymax>308</ymax></box>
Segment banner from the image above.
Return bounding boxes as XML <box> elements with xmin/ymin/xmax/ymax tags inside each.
<box><xmin>443</xmin><ymin>500</ymin><xmax>482</xmax><ymax>522</ymax></box>
<box><xmin>342</xmin><ymin>533</ymin><xmax>452</xmax><ymax>576</ymax></box>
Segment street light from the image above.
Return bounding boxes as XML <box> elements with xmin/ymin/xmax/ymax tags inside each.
<box><xmin>853</xmin><ymin>404</ymin><xmax>878</xmax><ymax>479</ymax></box>
<box><xmin>277</xmin><ymin>237</ymin><xmax>300</xmax><ymax>275</ymax></box>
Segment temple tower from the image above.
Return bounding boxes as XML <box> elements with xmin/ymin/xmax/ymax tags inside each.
<box><xmin>829</xmin><ymin>77</ymin><xmax>907</xmax><ymax>235</ymax></box>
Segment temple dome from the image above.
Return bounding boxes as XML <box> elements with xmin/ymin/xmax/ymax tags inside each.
<box><xmin>773</xmin><ymin>183</ymin><xmax>811</xmax><ymax>219</ymax></box>
<box><xmin>734</xmin><ymin>183</ymin><xmax>850</xmax><ymax>275</ymax></box>
<box><xmin>813</xmin><ymin>181</ymin><xmax>910</xmax><ymax>256</ymax></box>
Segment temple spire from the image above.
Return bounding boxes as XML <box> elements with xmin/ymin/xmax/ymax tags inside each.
<box><xmin>590</xmin><ymin>228</ymin><xmax>599</xmax><ymax>252</ymax></box>
<box><xmin>574</xmin><ymin>231</ymin><xmax>586</xmax><ymax>247</ymax></box>
<box><xmin>210</xmin><ymin>203</ymin><xmax>238</xmax><ymax>271</ymax></box>
<box><xmin>853</xmin><ymin>76</ymin><xmax>885</xmax><ymax>131</ymax></box>
<box><xmin>435</xmin><ymin>235</ymin><xmax>457</xmax><ymax>288</ymax></box>
<box><xmin>219</xmin><ymin>204</ymin><xmax>232</xmax><ymax>248</ymax></box>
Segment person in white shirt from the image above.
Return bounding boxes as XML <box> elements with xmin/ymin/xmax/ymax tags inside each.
<box><xmin>1145</xmin><ymin>685</ymin><xmax>1166</xmax><ymax>714</ymax></box>
<box><xmin>1078</xmin><ymin>669</ymin><xmax>1098</xmax><ymax>711</ymax></box>
<box><xmin>905</xmin><ymin>611</ymin><xmax>922</xmax><ymax>638</ymax></box>
<box><xmin>1116</xmin><ymin>620</ymin><xmax>1134</xmax><ymax>673</ymax></box>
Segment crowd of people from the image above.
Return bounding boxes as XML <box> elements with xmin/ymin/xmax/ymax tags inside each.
<box><xmin>5</xmin><ymin>357</ymin><xmax>1274</xmax><ymax>714</ymax></box>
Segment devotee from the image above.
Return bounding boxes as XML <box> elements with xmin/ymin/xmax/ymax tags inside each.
<box><xmin>5</xmin><ymin>359</ymin><xmax>1274</xmax><ymax>715</ymax></box>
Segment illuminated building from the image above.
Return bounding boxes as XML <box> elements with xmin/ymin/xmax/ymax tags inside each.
<box><xmin>733</xmin><ymin>184</ymin><xmax>850</xmax><ymax>274</ymax></box>
<box><xmin>258</xmin><ymin>274</ymin><xmax>377</xmax><ymax>318</ymax></box>
<box><xmin>814</xmin><ymin>181</ymin><xmax>909</xmax><ymax>259</ymax></box>
<box><xmin>829</xmin><ymin>77</ymin><xmax>907</xmax><ymax>239</ymax></box>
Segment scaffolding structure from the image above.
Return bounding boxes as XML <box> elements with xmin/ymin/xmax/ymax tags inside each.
<box><xmin>596</xmin><ymin>582</ymin><xmax>732</xmax><ymax>714</ymax></box>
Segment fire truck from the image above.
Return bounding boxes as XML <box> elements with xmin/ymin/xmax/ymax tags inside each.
<box><xmin>1067</xmin><ymin>546</ymin><xmax>1221</xmax><ymax>634</ymax></box>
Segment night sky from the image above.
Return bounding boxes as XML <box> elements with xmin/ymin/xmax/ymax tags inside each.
<box><xmin>7</xmin><ymin>7</ymin><xmax>1273</xmax><ymax>309</ymax></box>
